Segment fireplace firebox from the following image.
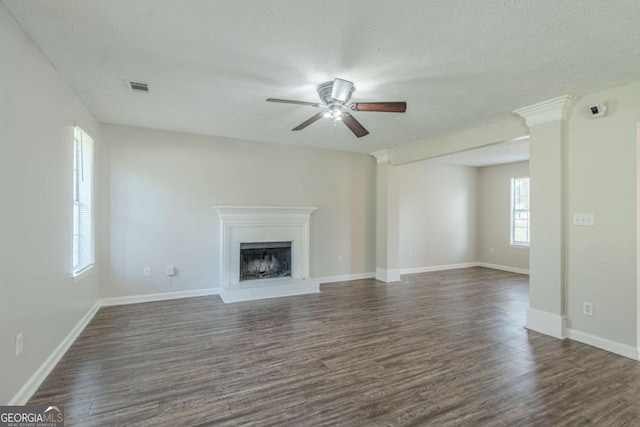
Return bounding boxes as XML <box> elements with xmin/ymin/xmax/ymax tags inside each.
<box><xmin>240</xmin><ymin>241</ymin><xmax>292</xmax><ymax>281</ymax></box>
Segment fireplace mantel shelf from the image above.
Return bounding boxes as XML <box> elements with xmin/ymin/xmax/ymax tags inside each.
<box><xmin>215</xmin><ymin>206</ymin><xmax>317</xmax><ymax>217</ymax></box>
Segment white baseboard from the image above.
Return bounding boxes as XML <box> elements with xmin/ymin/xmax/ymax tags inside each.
<box><xmin>100</xmin><ymin>288</ymin><xmax>220</xmax><ymax>306</ymax></box>
<box><xmin>400</xmin><ymin>262</ymin><xmax>478</xmax><ymax>275</ymax></box>
<box><xmin>375</xmin><ymin>268</ymin><xmax>401</xmax><ymax>282</ymax></box>
<box><xmin>567</xmin><ymin>329</ymin><xmax>640</xmax><ymax>360</ymax></box>
<box><xmin>8</xmin><ymin>300</ymin><xmax>101</xmax><ymax>405</ymax></box>
<box><xmin>399</xmin><ymin>262</ymin><xmax>529</xmax><ymax>276</ymax></box>
<box><xmin>315</xmin><ymin>272</ymin><xmax>375</xmax><ymax>284</ymax></box>
<box><xmin>476</xmin><ymin>262</ymin><xmax>529</xmax><ymax>275</ymax></box>
<box><xmin>526</xmin><ymin>307</ymin><xmax>566</xmax><ymax>339</ymax></box>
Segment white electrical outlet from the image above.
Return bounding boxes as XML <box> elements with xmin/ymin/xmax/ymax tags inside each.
<box><xmin>15</xmin><ymin>332</ymin><xmax>23</xmax><ymax>356</ymax></box>
<box><xmin>337</xmin><ymin>256</ymin><xmax>342</xmax><ymax>264</ymax></box>
<box><xmin>144</xmin><ymin>267</ymin><xmax>151</xmax><ymax>277</ymax></box>
<box><xmin>573</xmin><ymin>213</ymin><xmax>595</xmax><ymax>226</ymax></box>
<box><xmin>408</xmin><ymin>250</ymin><xmax>412</xmax><ymax>257</ymax></box>
<box><xmin>490</xmin><ymin>248</ymin><xmax>495</xmax><ymax>254</ymax></box>
<box><xmin>166</xmin><ymin>266</ymin><xmax>175</xmax><ymax>276</ymax></box>
<box><xmin>583</xmin><ymin>302</ymin><xmax>594</xmax><ymax>316</ymax></box>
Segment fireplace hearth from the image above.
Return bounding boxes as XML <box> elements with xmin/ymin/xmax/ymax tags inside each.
<box><xmin>240</xmin><ymin>242</ymin><xmax>292</xmax><ymax>281</ymax></box>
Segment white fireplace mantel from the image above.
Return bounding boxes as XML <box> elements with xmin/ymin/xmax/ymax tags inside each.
<box><xmin>216</xmin><ymin>205</ymin><xmax>317</xmax><ymax>218</ymax></box>
<box><xmin>214</xmin><ymin>205</ymin><xmax>319</xmax><ymax>303</ymax></box>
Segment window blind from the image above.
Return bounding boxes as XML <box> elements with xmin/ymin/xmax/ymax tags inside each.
<box><xmin>73</xmin><ymin>127</ymin><xmax>95</xmax><ymax>276</ymax></box>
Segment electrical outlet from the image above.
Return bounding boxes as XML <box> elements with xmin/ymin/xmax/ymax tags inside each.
<box><xmin>15</xmin><ymin>332</ymin><xmax>23</xmax><ymax>356</ymax></box>
<box><xmin>583</xmin><ymin>301</ymin><xmax>594</xmax><ymax>316</ymax></box>
<box><xmin>337</xmin><ymin>256</ymin><xmax>342</xmax><ymax>264</ymax></box>
<box><xmin>573</xmin><ymin>213</ymin><xmax>595</xmax><ymax>226</ymax></box>
<box><xmin>144</xmin><ymin>267</ymin><xmax>151</xmax><ymax>277</ymax></box>
<box><xmin>490</xmin><ymin>248</ymin><xmax>495</xmax><ymax>254</ymax></box>
<box><xmin>166</xmin><ymin>266</ymin><xmax>175</xmax><ymax>276</ymax></box>
<box><xmin>408</xmin><ymin>250</ymin><xmax>412</xmax><ymax>257</ymax></box>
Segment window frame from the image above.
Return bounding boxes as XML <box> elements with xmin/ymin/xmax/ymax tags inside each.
<box><xmin>510</xmin><ymin>176</ymin><xmax>530</xmax><ymax>248</ymax></box>
<box><xmin>72</xmin><ymin>126</ymin><xmax>95</xmax><ymax>281</ymax></box>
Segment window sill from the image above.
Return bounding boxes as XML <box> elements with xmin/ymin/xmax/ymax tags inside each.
<box><xmin>73</xmin><ymin>265</ymin><xmax>94</xmax><ymax>283</ymax></box>
<box><xmin>510</xmin><ymin>244</ymin><xmax>530</xmax><ymax>250</ymax></box>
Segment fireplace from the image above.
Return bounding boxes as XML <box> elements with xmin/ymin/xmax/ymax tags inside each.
<box><xmin>240</xmin><ymin>241</ymin><xmax>292</xmax><ymax>281</ymax></box>
<box><xmin>214</xmin><ymin>205</ymin><xmax>319</xmax><ymax>303</ymax></box>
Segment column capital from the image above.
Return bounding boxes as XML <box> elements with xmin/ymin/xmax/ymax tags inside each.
<box><xmin>370</xmin><ymin>149</ymin><xmax>394</xmax><ymax>164</ymax></box>
<box><xmin>514</xmin><ymin>95</ymin><xmax>576</xmax><ymax>127</ymax></box>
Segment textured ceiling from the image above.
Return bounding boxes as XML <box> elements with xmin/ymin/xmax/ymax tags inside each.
<box><xmin>428</xmin><ymin>138</ymin><xmax>529</xmax><ymax>167</ymax></box>
<box><xmin>4</xmin><ymin>0</ymin><xmax>640</xmax><ymax>153</ymax></box>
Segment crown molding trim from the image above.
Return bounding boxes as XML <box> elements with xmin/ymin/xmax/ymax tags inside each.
<box><xmin>513</xmin><ymin>95</ymin><xmax>576</xmax><ymax>127</ymax></box>
<box><xmin>370</xmin><ymin>149</ymin><xmax>394</xmax><ymax>164</ymax></box>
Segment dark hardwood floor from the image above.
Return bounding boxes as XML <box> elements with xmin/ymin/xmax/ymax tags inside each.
<box><xmin>29</xmin><ymin>267</ymin><xmax>640</xmax><ymax>426</ymax></box>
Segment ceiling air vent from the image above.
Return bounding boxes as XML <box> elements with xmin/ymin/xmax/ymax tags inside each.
<box><xmin>129</xmin><ymin>81</ymin><xmax>149</xmax><ymax>93</ymax></box>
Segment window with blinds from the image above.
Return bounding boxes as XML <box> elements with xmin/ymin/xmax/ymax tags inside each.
<box><xmin>73</xmin><ymin>127</ymin><xmax>95</xmax><ymax>277</ymax></box>
<box><xmin>510</xmin><ymin>177</ymin><xmax>530</xmax><ymax>247</ymax></box>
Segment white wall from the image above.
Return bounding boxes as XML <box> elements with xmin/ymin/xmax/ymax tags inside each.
<box><xmin>478</xmin><ymin>161</ymin><xmax>530</xmax><ymax>270</ymax></box>
<box><xmin>100</xmin><ymin>124</ymin><xmax>376</xmax><ymax>297</ymax></box>
<box><xmin>565</xmin><ymin>81</ymin><xmax>640</xmax><ymax>346</ymax></box>
<box><xmin>398</xmin><ymin>161</ymin><xmax>478</xmax><ymax>270</ymax></box>
<box><xmin>0</xmin><ymin>5</ymin><xmax>101</xmax><ymax>404</ymax></box>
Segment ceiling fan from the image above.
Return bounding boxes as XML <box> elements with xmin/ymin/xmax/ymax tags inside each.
<box><xmin>266</xmin><ymin>78</ymin><xmax>406</xmax><ymax>138</ymax></box>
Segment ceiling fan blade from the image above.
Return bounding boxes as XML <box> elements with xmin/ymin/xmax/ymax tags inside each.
<box><xmin>292</xmin><ymin>112</ymin><xmax>325</xmax><ymax>131</ymax></box>
<box><xmin>342</xmin><ymin>113</ymin><xmax>369</xmax><ymax>138</ymax></box>
<box><xmin>330</xmin><ymin>78</ymin><xmax>354</xmax><ymax>102</ymax></box>
<box><xmin>267</xmin><ymin>98</ymin><xmax>322</xmax><ymax>107</ymax></box>
<box><xmin>351</xmin><ymin>102</ymin><xmax>407</xmax><ymax>113</ymax></box>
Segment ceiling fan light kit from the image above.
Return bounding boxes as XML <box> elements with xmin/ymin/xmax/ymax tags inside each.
<box><xmin>267</xmin><ymin>78</ymin><xmax>406</xmax><ymax>138</ymax></box>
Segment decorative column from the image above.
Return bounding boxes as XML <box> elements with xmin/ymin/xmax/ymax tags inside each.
<box><xmin>514</xmin><ymin>95</ymin><xmax>575</xmax><ymax>339</ymax></box>
<box><xmin>370</xmin><ymin>149</ymin><xmax>400</xmax><ymax>282</ymax></box>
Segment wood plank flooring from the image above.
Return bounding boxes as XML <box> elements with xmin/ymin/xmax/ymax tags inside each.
<box><xmin>29</xmin><ymin>267</ymin><xmax>640</xmax><ymax>425</ymax></box>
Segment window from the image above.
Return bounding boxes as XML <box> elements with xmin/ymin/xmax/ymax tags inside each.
<box><xmin>510</xmin><ymin>177</ymin><xmax>530</xmax><ymax>247</ymax></box>
<box><xmin>73</xmin><ymin>127</ymin><xmax>95</xmax><ymax>277</ymax></box>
